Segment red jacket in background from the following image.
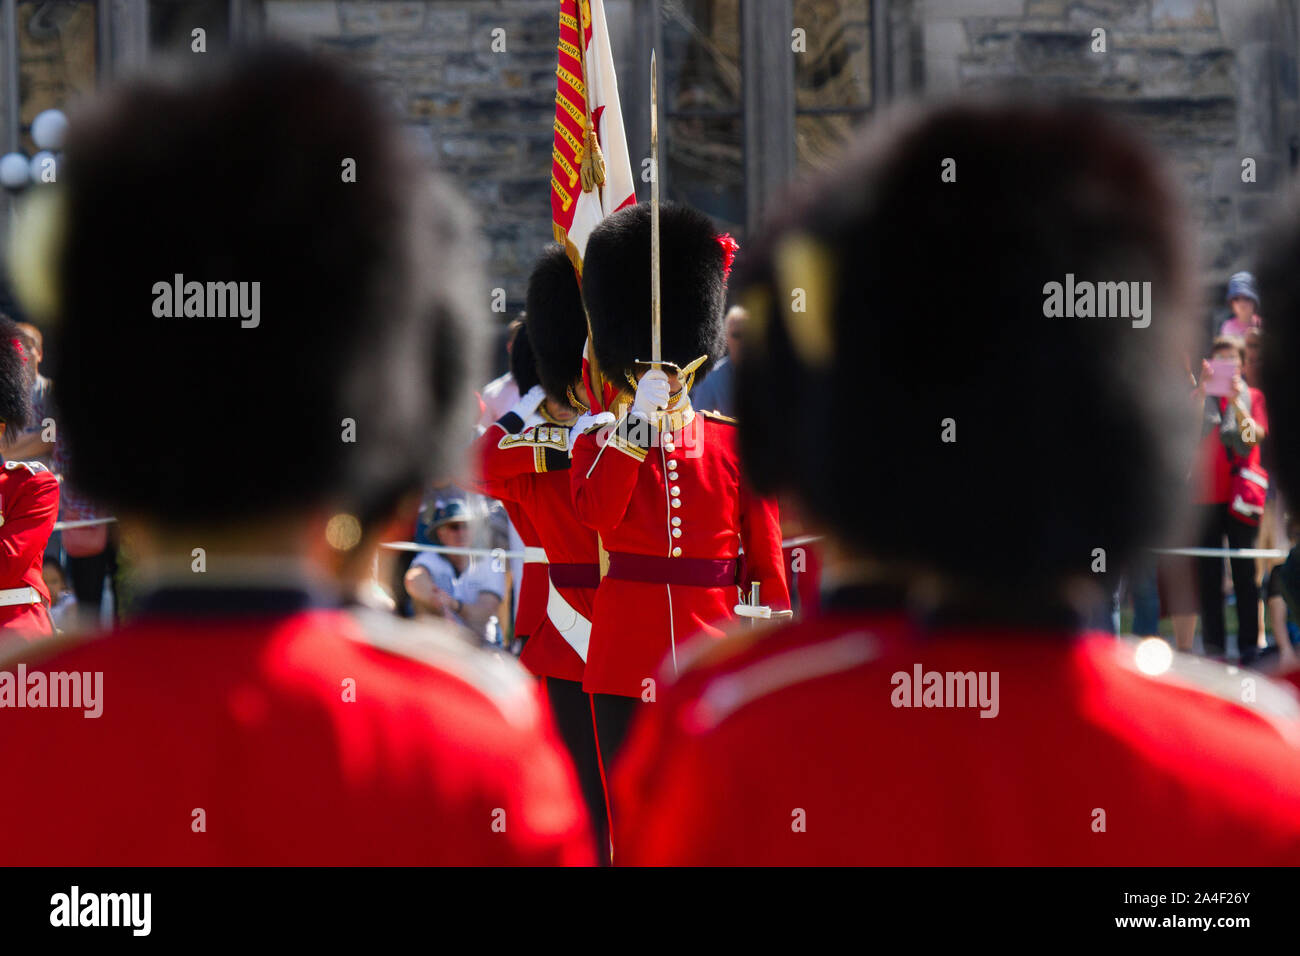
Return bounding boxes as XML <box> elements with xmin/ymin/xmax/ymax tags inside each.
<box><xmin>615</xmin><ymin>612</ymin><xmax>1300</xmax><ymax>865</ymax></box>
<box><xmin>0</xmin><ymin>605</ymin><xmax>594</xmax><ymax>865</ymax></box>
<box><xmin>571</xmin><ymin>407</ymin><xmax>788</xmax><ymax>698</ymax></box>
<box><xmin>1195</xmin><ymin>387</ymin><xmax>1268</xmax><ymax>505</ymax></box>
<box><xmin>0</xmin><ymin>459</ymin><xmax>58</xmax><ymax>636</ymax></box>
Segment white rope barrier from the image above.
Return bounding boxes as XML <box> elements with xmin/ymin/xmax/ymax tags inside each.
<box><xmin>36</xmin><ymin>526</ymin><xmax>1292</xmax><ymax>564</ymax></box>
<box><xmin>777</xmin><ymin>538</ymin><xmax>1292</xmax><ymax>560</ymax></box>
<box><xmin>1150</xmin><ymin>546</ymin><xmax>1288</xmax><ymax>560</ymax></box>
<box><xmin>381</xmin><ymin>542</ymin><xmax>528</xmax><ymax>559</ymax></box>
<box><xmin>382</xmin><ymin>536</ymin><xmax>831</xmax><ymax>558</ymax></box>
<box><xmin>53</xmin><ymin>516</ymin><xmax>117</xmax><ymax>531</ymax></box>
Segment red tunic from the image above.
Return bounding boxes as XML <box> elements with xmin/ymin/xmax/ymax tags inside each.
<box><xmin>615</xmin><ymin>613</ymin><xmax>1300</xmax><ymax>864</ymax></box>
<box><xmin>498</xmin><ymin>503</ymin><xmax>554</xmax><ymax>657</ymax></box>
<box><xmin>0</xmin><ymin>604</ymin><xmax>594</xmax><ymax>865</ymax></box>
<box><xmin>571</xmin><ymin>408</ymin><xmax>788</xmax><ymax>698</ymax></box>
<box><xmin>472</xmin><ymin>415</ymin><xmax>591</xmax><ymax>682</ymax></box>
<box><xmin>0</xmin><ymin>460</ymin><xmax>58</xmax><ymax>637</ymax></box>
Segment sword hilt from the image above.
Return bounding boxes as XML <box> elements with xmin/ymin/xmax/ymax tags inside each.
<box><xmin>734</xmin><ymin>580</ymin><xmax>793</xmax><ymax>624</ymax></box>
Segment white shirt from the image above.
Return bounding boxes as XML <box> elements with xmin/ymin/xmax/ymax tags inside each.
<box><xmin>479</xmin><ymin>373</ymin><xmax>519</xmax><ymax>428</ymax></box>
<box><xmin>411</xmin><ymin>550</ymin><xmax>505</xmax><ymax>636</ymax></box>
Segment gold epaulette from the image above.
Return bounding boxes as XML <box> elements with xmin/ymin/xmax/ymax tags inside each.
<box><xmin>498</xmin><ymin>424</ymin><xmax>569</xmax><ymax>452</ymax></box>
<box><xmin>699</xmin><ymin>409</ymin><xmax>737</xmax><ymax>425</ymax></box>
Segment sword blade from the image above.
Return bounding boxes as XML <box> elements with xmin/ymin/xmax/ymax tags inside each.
<box><xmin>650</xmin><ymin>48</ymin><xmax>661</xmax><ymax>367</ymax></box>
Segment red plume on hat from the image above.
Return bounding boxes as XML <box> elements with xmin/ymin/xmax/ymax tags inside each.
<box><xmin>717</xmin><ymin>233</ymin><xmax>739</xmax><ymax>282</ymax></box>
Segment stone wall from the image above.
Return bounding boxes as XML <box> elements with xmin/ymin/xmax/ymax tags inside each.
<box><xmin>257</xmin><ymin>0</ymin><xmax>1300</xmax><ymax>332</ymax></box>
<box><xmin>6</xmin><ymin>0</ymin><xmax>1298</xmax><ymax>341</ymax></box>
<box><xmin>900</xmin><ymin>0</ymin><xmax>1300</xmax><ymax>325</ymax></box>
<box><xmin>262</xmin><ymin>0</ymin><xmax>569</xmax><ymax>322</ymax></box>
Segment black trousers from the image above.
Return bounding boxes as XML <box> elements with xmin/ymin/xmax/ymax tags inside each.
<box><xmin>543</xmin><ymin>677</ymin><xmax>609</xmax><ymax>863</ymax></box>
<box><xmin>66</xmin><ymin>541</ymin><xmax>117</xmax><ymax>631</ymax></box>
<box><xmin>1196</xmin><ymin>503</ymin><xmax>1259</xmax><ymax>661</ymax></box>
<box><xmin>589</xmin><ymin>692</ymin><xmax>644</xmax><ymax>861</ymax></box>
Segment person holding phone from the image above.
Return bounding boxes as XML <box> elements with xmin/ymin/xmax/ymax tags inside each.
<box><xmin>1193</xmin><ymin>335</ymin><xmax>1268</xmax><ymax>662</ymax></box>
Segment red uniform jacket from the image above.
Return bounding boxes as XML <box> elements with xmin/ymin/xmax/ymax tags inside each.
<box><xmin>0</xmin><ymin>602</ymin><xmax>593</xmax><ymax>865</ymax></box>
<box><xmin>0</xmin><ymin>460</ymin><xmax>58</xmax><ymax>637</ymax></box>
<box><xmin>615</xmin><ymin>612</ymin><xmax>1300</xmax><ymax>864</ymax></box>
<box><xmin>473</xmin><ymin>411</ymin><xmax>598</xmax><ymax>683</ymax></box>
<box><xmin>495</xmin><ymin>500</ymin><xmax>554</xmax><ymax>660</ymax></box>
<box><xmin>571</xmin><ymin>406</ymin><xmax>788</xmax><ymax>697</ymax></box>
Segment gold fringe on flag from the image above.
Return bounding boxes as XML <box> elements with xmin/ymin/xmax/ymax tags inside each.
<box><xmin>577</xmin><ymin>0</ymin><xmax>606</xmax><ymax>194</ymax></box>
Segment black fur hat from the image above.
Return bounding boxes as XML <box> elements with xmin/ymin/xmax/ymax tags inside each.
<box><xmin>50</xmin><ymin>46</ymin><xmax>483</xmax><ymax>523</ymax></box>
<box><xmin>509</xmin><ymin>319</ymin><xmax>541</xmax><ymax>393</ymax></box>
<box><xmin>1260</xmin><ymin>209</ymin><xmax>1300</xmax><ymax>509</ymax></box>
<box><xmin>733</xmin><ymin>102</ymin><xmax>1194</xmax><ymax>596</ymax></box>
<box><xmin>524</xmin><ymin>245</ymin><xmax>586</xmax><ymax>402</ymax></box>
<box><xmin>0</xmin><ymin>318</ymin><xmax>32</xmax><ymax>442</ymax></box>
<box><xmin>581</xmin><ymin>201</ymin><xmax>726</xmax><ymax>388</ymax></box>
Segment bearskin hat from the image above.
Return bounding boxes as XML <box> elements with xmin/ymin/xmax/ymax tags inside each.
<box><xmin>733</xmin><ymin>102</ymin><xmax>1194</xmax><ymax>599</ymax></box>
<box><xmin>581</xmin><ymin>201</ymin><xmax>726</xmax><ymax>388</ymax></box>
<box><xmin>509</xmin><ymin>319</ymin><xmax>541</xmax><ymax>393</ymax></box>
<box><xmin>1261</xmin><ymin>214</ymin><xmax>1300</xmax><ymax>508</ymax></box>
<box><xmin>0</xmin><ymin>318</ymin><xmax>32</xmax><ymax>442</ymax></box>
<box><xmin>524</xmin><ymin>245</ymin><xmax>586</xmax><ymax>402</ymax></box>
<box><xmin>48</xmin><ymin>46</ymin><xmax>483</xmax><ymax>524</ymax></box>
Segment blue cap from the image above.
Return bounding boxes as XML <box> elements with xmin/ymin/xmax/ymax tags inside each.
<box><xmin>1226</xmin><ymin>271</ymin><xmax>1260</xmax><ymax>307</ymax></box>
<box><xmin>431</xmin><ymin>498</ymin><xmax>471</xmax><ymax>529</ymax></box>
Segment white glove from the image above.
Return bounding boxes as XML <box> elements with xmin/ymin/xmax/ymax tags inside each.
<box><xmin>630</xmin><ymin>369</ymin><xmax>670</xmax><ymax>421</ymax></box>
<box><xmin>507</xmin><ymin>384</ymin><xmax>547</xmax><ymax>421</ymax></box>
<box><xmin>571</xmin><ymin>411</ymin><xmax>615</xmax><ymax>442</ymax></box>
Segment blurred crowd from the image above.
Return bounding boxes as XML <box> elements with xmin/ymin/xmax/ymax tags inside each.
<box><xmin>1114</xmin><ymin>270</ymin><xmax>1296</xmax><ymax>666</ymax></box>
<box><xmin>0</xmin><ymin>309</ymin><xmax>115</xmax><ymax>635</ymax></box>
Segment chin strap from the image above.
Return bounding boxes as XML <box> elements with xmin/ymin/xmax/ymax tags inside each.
<box><xmin>565</xmin><ymin>383</ymin><xmax>590</xmax><ymax>414</ymax></box>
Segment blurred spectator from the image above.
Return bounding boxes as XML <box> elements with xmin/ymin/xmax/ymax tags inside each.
<box><xmin>1122</xmin><ymin>562</ymin><xmax>1162</xmax><ymax>639</ymax></box>
<box><xmin>51</xmin><ymin>436</ymin><xmax>117</xmax><ymax>631</ymax></box>
<box><xmin>41</xmin><ymin>560</ymin><xmax>76</xmax><ymax>633</ymax></box>
<box><xmin>477</xmin><ymin>316</ymin><xmax>524</xmax><ymax>428</ymax></box>
<box><xmin>1</xmin><ymin>317</ymin><xmax>116</xmax><ymax>628</ymax></box>
<box><xmin>8</xmin><ymin>321</ymin><xmax>53</xmax><ymax>468</ymax></box>
<box><xmin>404</xmin><ymin>499</ymin><xmax>505</xmax><ymax>642</ymax></box>
<box><xmin>1220</xmin><ymin>271</ymin><xmax>1261</xmax><ymax>338</ymax></box>
<box><xmin>1192</xmin><ymin>335</ymin><xmax>1268</xmax><ymax>661</ymax></box>
<box><xmin>416</xmin><ymin>479</ymin><xmax>507</xmax><ymax>554</ymax></box>
<box><xmin>0</xmin><ymin>317</ymin><xmax>59</xmax><ymax>641</ymax></box>
<box><xmin>1245</xmin><ymin>326</ymin><xmax>1264</xmax><ymax>387</ymax></box>
<box><xmin>418</xmin><ymin>476</ymin><xmax>514</xmax><ymax>616</ymax></box>
<box><xmin>1245</xmin><ymin>326</ymin><xmax>1282</xmax><ymax>655</ymax></box>
<box><xmin>473</xmin><ymin>320</ymin><xmax>529</xmax><ymax>629</ymax></box>
<box><xmin>1265</xmin><ymin>515</ymin><xmax>1300</xmax><ymax>670</ymax></box>
<box><xmin>690</xmin><ymin>304</ymin><xmax>745</xmax><ymax>418</ymax></box>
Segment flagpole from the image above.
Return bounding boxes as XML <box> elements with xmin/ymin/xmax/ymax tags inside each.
<box><xmin>576</xmin><ymin>2</ymin><xmax>608</xmax><ymax>412</ymax></box>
